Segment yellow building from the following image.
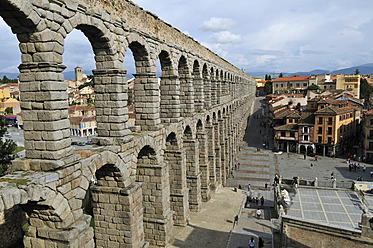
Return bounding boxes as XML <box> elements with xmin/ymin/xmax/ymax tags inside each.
<box><xmin>336</xmin><ymin>74</ymin><xmax>360</xmax><ymax>98</ymax></box>
<box><xmin>0</xmin><ymin>88</ymin><xmax>10</xmax><ymax>99</ymax></box>
<box><xmin>314</xmin><ymin>105</ymin><xmax>357</xmax><ymax>156</ymax></box>
<box><xmin>0</xmin><ymin>98</ymin><xmax>20</xmax><ymax>113</ymax></box>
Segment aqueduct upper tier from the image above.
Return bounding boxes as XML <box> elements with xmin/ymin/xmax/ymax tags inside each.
<box><xmin>0</xmin><ymin>0</ymin><xmax>255</xmax><ymax>247</ymax></box>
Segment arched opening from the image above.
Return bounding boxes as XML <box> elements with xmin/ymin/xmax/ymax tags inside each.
<box><xmin>206</xmin><ymin>113</ymin><xmax>217</xmax><ymax>190</ymax></box>
<box><xmin>202</xmin><ymin>64</ymin><xmax>211</xmax><ymax>109</ymax></box>
<box><xmin>158</xmin><ymin>50</ymin><xmax>180</xmax><ymax>123</ymax></box>
<box><xmin>178</xmin><ymin>56</ymin><xmax>193</xmax><ymax>117</ymax></box>
<box><xmin>64</xmin><ymin>28</ymin><xmax>96</xmax><ymax>142</ymax></box>
<box><xmin>192</xmin><ymin>60</ymin><xmax>204</xmax><ymax>111</ymax></box>
<box><xmin>215</xmin><ymin>111</ymin><xmax>222</xmax><ymax>185</ymax></box>
<box><xmin>136</xmin><ymin>145</ymin><xmax>173</xmax><ymax>245</ymax></box>
<box><xmin>165</xmin><ymin>132</ymin><xmax>189</xmax><ymax>224</ymax></box>
<box><xmin>125</xmin><ymin>41</ymin><xmax>158</xmax><ymax>131</ymax></box>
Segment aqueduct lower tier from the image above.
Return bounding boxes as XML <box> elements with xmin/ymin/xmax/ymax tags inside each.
<box><xmin>0</xmin><ymin>0</ymin><xmax>255</xmax><ymax>247</ymax></box>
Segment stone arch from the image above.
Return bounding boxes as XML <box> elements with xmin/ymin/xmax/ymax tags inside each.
<box><xmin>135</xmin><ymin>145</ymin><xmax>173</xmax><ymax>246</ymax></box>
<box><xmin>126</xmin><ymin>34</ymin><xmax>160</xmax><ymax>131</ymax></box>
<box><xmin>195</xmin><ymin>118</ymin><xmax>210</xmax><ymax>201</ymax></box>
<box><xmin>178</xmin><ymin>54</ymin><xmax>194</xmax><ymax>117</ymax></box>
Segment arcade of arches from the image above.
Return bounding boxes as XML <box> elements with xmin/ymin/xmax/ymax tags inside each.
<box><xmin>0</xmin><ymin>0</ymin><xmax>255</xmax><ymax>247</ymax></box>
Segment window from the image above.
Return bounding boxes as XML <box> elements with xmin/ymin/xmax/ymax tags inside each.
<box><xmin>355</xmin><ymin>84</ymin><xmax>358</xmax><ymax>88</ymax></box>
<box><xmin>303</xmin><ymin>83</ymin><xmax>307</xmax><ymax>87</ymax></box>
<box><xmin>303</xmin><ymin>127</ymin><xmax>309</xmax><ymax>133</ymax></box>
<box><xmin>369</xmin><ymin>130</ymin><xmax>373</xmax><ymax>138</ymax></box>
<box><xmin>290</xmin><ymin>132</ymin><xmax>295</xmax><ymax>137</ymax></box>
<box><xmin>370</xmin><ymin>119</ymin><xmax>373</xmax><ymax>126</ymax></box>
<box><xmin>281</xmin><ymin>84</ymin><xmax>284</xmax><ymax>87</ymax></box>
<box><xmin>328</xmin><ymin>137</ymin><xmax>332</xmax><ymax>144</ymax></box>
<box><xmin>318</xmin><ymin>136</ymin><xmax>322</xmax><ymax>143</ymax></box>
<box><xmin>328</xmin><ymin>127</ymin><xmax>332</xmax><ymax>135</ymax></box>
<box><xmin>276</xmin><ymin>84</ymin><xmax>278</xmax><ymax>87</ymax></box>
<box><xmin>296</xmin><ymin>83</ymin><xmax>300</xmax><ymax>87</ymax></box>
<box><xmin>318</xmin><ymin>117</ymin><xmax>323</xmax><ymax>124</ymax></box>
<box><xmin>340</xmin><ymin>116</ymin><xmax>342</xmax><ymax>121</ymax></box>
<box><xmin>289</xmin><ymin>119</ymin><xmax>293</xmax><ymax>123</ymax></box>
<box><xmin>290</xmin><ymin>83</ymin><xmax>293</xmax><ymax>87</ymax></box>
<box><xmin>328</xmin><ymin>117</ymin><xmax>332</xmax><ymax>125</ymax></box>
<box><xmin>303</xmin><ymin>135</ymin><xmax>309</xmax><ymax>141</ymax></box>
<box><xmin>281</xmin><ymin>131</ymin><xmax>286</xmax><ymax>137</ymax></box>
<box><xmin>318</xmin><ymin>127</ymin><xmax>322</xmax><ymax>134</ymax></box>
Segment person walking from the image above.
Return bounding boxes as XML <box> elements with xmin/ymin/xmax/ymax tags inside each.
<box><xmin>260</xmin><ymin>196</ymin><xmax>265</xmax><ymax>206</ymax></box>
<box><xmin>256</xmin><ymin>197</ymin><xmax>259</xmax><ymax>205</ymax></box>
<box><xmin>230</xmin><ymin>170</ymin><xmax>234</xmax><ymax>178</ymax></box>
<box><xmin>249</xmin><ymin>237</ymin><xmax>255</xmax><ymax>248</ymax></box>
<box><xmin>310</xmin><ymin>163</ymin><xmax>313</xmax><ymax>169</ymax></box>
<box><xmin>370</xmin><ymin>170</ymin><xmax>373</xmax><ymax>178</ymax></box>
<box><xmin>315</xmin><ymin>155</ymin><xmax>318</xmax><ymax>162</ymax></box>
<box><xmin>256</xmin><ymin>208</ymin><xmax>262</xmax><ymax>220</ymax></box>
<box><xmin>304</xmin><ymin>152</ymin><xmax>306</xmax><ymax>160</ymax></box>
<box><xmin>237</xmin><ymin>163</ymin><xmax>240</xmax><ymax>170</ymax></box>
<box><xmin>248</xmin><ymin>184</ymin><xmax>251</xmax><ymax>192</ymax></box>
<box><xmin>363</xmin><ymin>165</ymin><xmax>367</xmax><ymax>172</ymax></box>
<box><xmin>265</xmin><ymin>183</ymin><xmax>268</xmax><ymax>191</ymax></box>
<box><xmin>259</xmin><ymin>237</ymin><xmax>265</xmax><ymax>248</ymax></box>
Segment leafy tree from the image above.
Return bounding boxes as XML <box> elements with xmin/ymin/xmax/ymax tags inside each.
<box><xmin>279</xmin><ymin>73</ymin><xmax>283</xmax><ymax>78</ymax></box>
<box><xmin>0</xmin><ymin>76</ymin><xmax>17</xmax><ymax>84</ymax></box>
<box><xmin>5</xmin><ymin>107</ymin><xmax>13</xmax><ymax>115</ymax></box>
<box><xmin>78</xmin><ymin>81</ymin><xmax>94</xmax><ymax>90</ymax></box>
<box><xmin>268</xmin><ymin>75</ymin><xmax>272</xmax><ymax>80</ymax></box>
<box><xmin>306</xmin><ymin>84</ymin><xmax>320</xmax><ymax>91</ymax></box>
<box><xmin>264</xmin><ymin>80</ymin><xmax>273</xmax><ymax>94</ymax></box>
<box><xmin>0</xmin><ymin>117</ymin><xmax>17</xmax><ymax>176</ymax></box>
<box><xmin>355</xmin><ymin>68</ymin><xmax>360</xmax><ymax>75</ymax></box>
<box><xmin>265</xmin><ymin>74</ymin><xmax>268</xmax><ymax>81</ymax></box>
<box><xmin>287</xmin><ymin>82</ymin><xmax>291</xmax><ymax>89</ymax></box>
<box><xmin>360</xmin><ymin>78</ymin><xmax>373</xmax><ymax>99</ymax></box>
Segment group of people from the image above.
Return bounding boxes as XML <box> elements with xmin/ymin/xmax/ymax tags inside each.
<box><xmin>249</xmin><ymin>237</ymin><xmax>265</xmax><ymax>248</ymax></box>
<box><xmin>248</xmin><ymin>195</ymin><xmax>265</xmax><ymax>206</ymax></box>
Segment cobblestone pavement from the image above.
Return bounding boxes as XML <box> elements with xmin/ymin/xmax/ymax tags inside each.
<box><xmin>170</xmin><ymin>188</ymin><xmax>245</xmax><ymax>248</ymax></box>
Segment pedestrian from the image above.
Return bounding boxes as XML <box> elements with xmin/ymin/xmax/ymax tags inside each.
<box><xmin>274</xmin><ymin>174</ymin><xmax>279</xmax><ymax>184</ymax></box>
<box><xmin>348</xmin><ymin>158</ymin><xmax>351</xmax><ymax>164</ymax></box>
<box><xmin>256</xmin><ymin>197</ymin><xmax>259</xmax><ymax>205</ymax></box>
<box><xmin>248</xmin><ymin>184</ymin><xmax>251</xmax><ymax>191</ymax></box>
<box><xmin>265</xmin><ymin>183</ymin><xmax>268</xmax><ymax>191</ymax></box>
<box><xmin>252</xmin><ymin>197</ymin><xmax>256</xmax><ymax>204</ymax></box>
<box><xmin>304</xmin><ymin>153</ymin><xmax>306</xmax><ymax>160</ymax></box>
<box><xmin>260</xmin><ymin>196</ymin><xmax>264</xmax><ymax>206</ymax></box>
<box><xmin>371</xmin><ymin>170</ymin><xmax>373</xmax><ymax>178</ymax></box>
<box><xmin>315</xmin><ymin>155</ymin><xmax>318</xmax><ymax>162</ymax></box>
<box><xmin>239</xmin><ymin>185</ymin><xmax>242</xmax><ymax>190</ymax></box>
<box><xmin>256</xmin><ymin>208</ymin><xmax>262</xmax><ymax>220</ymax></box>
<box><xmin>230</xmin><ymin>170</ymin><xmax>234</xmax><ymax>178</ymax></box>
<box><xmin>353</xmin><ymin>154</ymin><xmax>356</xmax><ymax>160</ymax></box>
<box><xmin>349</xmin><ymin>164</ymin><xmax>351</xmax><ymax>171</ymax></box>
<box><xmin>259</xmin><ymin>237</ymin><xmax>265</xmax><ymax>248</ymax></box>
<box><xmin>234</xmin><ymin>163</ymin><xmax>237</xmax><ymax>170</ymax></box>
<box><xmin>249</xmin><ymin>237</ymin><xmax>255</xmax><ymax>248</ymax></box>
<box><xmin>239</xmin><ymin>146</ymin><xmax>241</xmax><ymax>151</ymax></box>
<box><xmin>363</xmin><ymin>165</ymin><xmax>366</xmax><ymax>172</ymax></box>
<box><xmin>310</xmin><ymin>163</ymin><xmax>313</xmax><ymax>169</ymax></box>
<box><xmin>238</xmin><ymin>163</ymin><xmax>240</xmax><ymax>170</ymax></box>
<box><xmin>358</xmin><ymin>163</ymin><xmax>361</xmax><ymax>170</ymax></box>
<box><xmin>234</xmin><ymin>215</ymin><xmax>238</xmax><ymax>228</ymax></box>
<box><xmin>354</xmin><ymin>163</ymin><xmax>357</xmax><ymax>172</ymax></box>
<box><xmin>331</xmin><ymin>172</ymin><xmax>334</xmax><ymax>180</ymax></box>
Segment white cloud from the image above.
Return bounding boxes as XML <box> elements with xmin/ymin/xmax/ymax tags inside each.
<box><xmin>211</xmin><ymin>31</ymin><xmax>241</xmax><ymax>44</ymax></box>
<box><xmin>200</xmin><ymin>17</ymin><xmax>237</xmax><ymax>32</ymax></box>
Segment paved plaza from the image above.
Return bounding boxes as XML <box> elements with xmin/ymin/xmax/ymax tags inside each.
<box><xmin>286</xmin><ymin>188</ymin><xmax>364</xmax><ymax>229</ymax></box>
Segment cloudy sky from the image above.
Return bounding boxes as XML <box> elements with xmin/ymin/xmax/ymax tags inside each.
<box><xmin>1</xmin><ymin>0</ymin><xmax>373</xmax><ymax>76</ymax></box>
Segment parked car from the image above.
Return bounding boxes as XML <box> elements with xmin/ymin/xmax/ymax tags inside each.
<box><xmin>86</xmin><ymin>141</ymin><xmax>93</xmax><ymax>145</ymax></box>
<box><xmin>71</xmin><ymin>141</ymin><xmax>78</xmax><ymax>145</ymax></box>
<box><xmin>77</xmin><ymin>142</ymin><xmax>86</xmax><ymax>146</ymax></box>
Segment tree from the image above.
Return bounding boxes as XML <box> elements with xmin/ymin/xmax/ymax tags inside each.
<box><xmin>355</xmin><ymin>68</ymin><xmax>360</xmax><ymax>75</ymax></box>
<box><xmin>306</xmin><ymin>84</ymin><xmax>320</xmax><ymax>91</ymax></box>
<box><xmin>5</xmin><ymin>107</ymin><xmax>13</xmax><ymax>115</ymax></box>
<box><xmin>264</xmin><ymin>80</ymin><xmax>273</xmax><ymax>94</ymax></box>
<box><xmin>360</xmin><ymin>78</ymin><xmax>373</xmax><ymax>99</ymax></box>
<box><xmin>279</xmin><ymin>73</ymin><xmax>283</xmax><ymax>78</ymax></box>
<box><xmin>268</xmin><ymin>75</ymin><xmax>272</xmax><ymax>80</ymax></box>
<box><xmin>265</xmin><ymin>74</ymin><xmax>268</xmax><ymax>81</ymax></box>
<box><xmin>0</xmin><ymin>117</ymin><xmax>17</xmax><ymax>176</ymax></box>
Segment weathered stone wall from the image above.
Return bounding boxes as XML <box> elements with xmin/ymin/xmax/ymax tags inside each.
<box><xmin>282</xmin><ymin>217</ymin><xmax>373</xmax><ymax>248</ymax></box>
<box><xmin>0</xmin><ymin>0</ymin><xmax>256</xmax><ymax>247</ymax></box>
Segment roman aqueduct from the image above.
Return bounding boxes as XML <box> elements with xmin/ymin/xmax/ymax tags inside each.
<box><xmin>0</xmin><ymin>0</ymin><xmax>255</xmax><ymax>247</ymax></box>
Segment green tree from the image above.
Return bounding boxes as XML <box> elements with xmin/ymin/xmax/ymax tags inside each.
<box><xmin>360</xmin><ymin>78</ymin><xmax>373</xmax><ymax>99</ymax></box>
<box><xmin>265</xmin><ymin>74</ymin><xmax>268</xmax><ymax>81</ymax></box>
<box><xmin>264</xmin><ymin>80</ymin><xmax>273</xmax><ymax>94</ymax></box>
<box><xmin>306</xmin><ymin>84</ymin><xmax>321</xmax><ymax>91</ymax></box>
<box><xmin>287</xmin><ymin>82</ymin><xmax>291</xmax><ymax>89</ymax></box>
<box><xmin>4</xmin><ymin>107</ymin><xmax>12</xmax><ymax>115</ymax></box>
<box><xmin>279</xmin><ymin>73</ymin><xmax>283</xmax><ymax>78</ymax></box>
<box><xmin>0</xmin><ymin>117</ymin><xmax>17</xmax><ymax>176</ymax></box>
<box><xmin>355</xmin><ymin>68</ymin><xmax>360</xmax><ymax>75</ymax></box>
<box><xmin>268</xmin><ymin>75</ymin><xmax>272</xmax><ymax>80</ymax></box>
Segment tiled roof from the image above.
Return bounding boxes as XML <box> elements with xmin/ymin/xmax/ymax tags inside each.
<box><xmin>299</xmin><ymin>111</ymin><xmax>315</xmax><ymax>125</ymax></box>
<box><xmin>68</xmin><ymin>105</ymin><xmax>95</xmax><ymax>113</ymax></box>
<box><xmin>69</xmin><ymin>116</ymin><xmax>96</xmax><ymax>123</ymax></box>
<box><xmin>315</xmin><ymin>106</ymin><xmax>354</xmax><ymax>115</ymax></box>
<box><xmin>274</xmin><ymin>124</ymin><xmax>298</xmax><ymax>131</ymax></box>
<box><xmin>365</xmin><ymin>109</ymin><xmax>373</xmax><ymax>116</ymax></box>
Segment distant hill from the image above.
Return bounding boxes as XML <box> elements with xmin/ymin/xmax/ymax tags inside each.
<box><xmin>247</xmin><ymin>63</ymin><xmax>373</xmax><ymax>79</ymax></box>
